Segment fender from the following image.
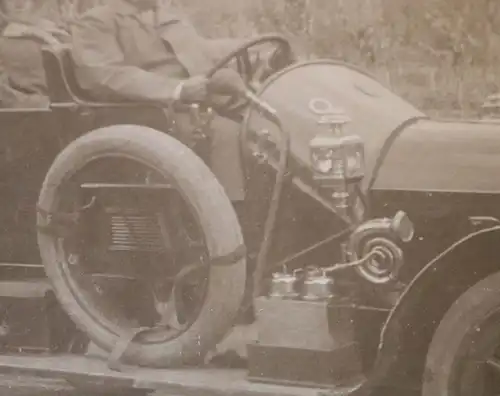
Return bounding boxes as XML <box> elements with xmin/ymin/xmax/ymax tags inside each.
<box><xmin>375</xmin><ymin>226</ymin><xmax>500</xmax><ymax>389</ymax></box>
<box><xmin>335</xmin><ymin>226</ymin><xmax>500</xmax><ymax>395</ymax></box>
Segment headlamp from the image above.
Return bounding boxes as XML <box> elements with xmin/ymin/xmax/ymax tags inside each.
<box><xmin>308</xmin><ymin>102</ymin><xmax>365</xmax><ymax>184</ymax></box>
<box><xmin>342</xmin><ymin>135</ymin><xmax>365</xmax><ymax>181</ymax></box>
<box><xmin>308</xmin><ymin>99</ymin><xmax>366</xmax><ymax>216</ymax></box>
<box><xmin>310</xmin><ymin>139</ymin><xmax>339</xmax><ymax>175</ymax></box>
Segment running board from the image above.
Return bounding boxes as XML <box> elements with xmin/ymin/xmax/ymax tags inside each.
<box><xmin>0</xmin><ymin>354</ymin><xmax>323</xmax><ymax>396</ymax></box>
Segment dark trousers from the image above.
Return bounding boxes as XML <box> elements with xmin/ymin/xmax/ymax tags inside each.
<box><xmin>172</xmin><ymin>112</ymin><xmax>246</xmax><ymax>202</ymax></box>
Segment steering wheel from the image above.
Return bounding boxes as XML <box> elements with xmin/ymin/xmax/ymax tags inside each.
<box><xmin>205</xmin><ymin>34</ymin><xmax>293</xmax><ymax>114</ymax></box>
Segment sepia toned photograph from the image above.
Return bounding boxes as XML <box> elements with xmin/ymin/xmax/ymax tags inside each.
<box><xmin>0</xmin><ymin>0</ymin><xmax>497</xmax><ymax>395</ymax></box>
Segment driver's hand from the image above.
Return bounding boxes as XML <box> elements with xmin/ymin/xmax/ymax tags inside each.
<box><xmin>178</xmin><ymin>75</ymin><xmax>208</xmax><ymax>103</ymax></box>
<box><xmin>208</xmin><ymin>68</ymin><xmax>246</xmax><ymax>96</ymax></box>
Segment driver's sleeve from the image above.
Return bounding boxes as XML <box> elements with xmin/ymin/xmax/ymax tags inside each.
<box><xmin>71</xmin><ymin>13</ymin><xmax>183</xmax><ymax>104</ymax></box>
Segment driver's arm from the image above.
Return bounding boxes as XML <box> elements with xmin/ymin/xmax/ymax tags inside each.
<box><xmin>71</xmin><ymin>11</ymin><xmax>183</xmax><ymax>104</ymax></box>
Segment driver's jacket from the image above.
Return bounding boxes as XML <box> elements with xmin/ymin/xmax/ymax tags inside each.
<box><xmin>71</xmin><ymin>0</ymin><xmax>246</xmax><ymax>201</ymax></box>
<box><xmin>71</xmin><ymin>0</ymin><xmax>241</xmax><ymax>103</ymax></box>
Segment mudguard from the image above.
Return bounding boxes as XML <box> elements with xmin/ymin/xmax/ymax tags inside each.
<box><xmin>364</xmin><ymin>226</ymin><xmax>500</xmax><ymax>392</ymax></box>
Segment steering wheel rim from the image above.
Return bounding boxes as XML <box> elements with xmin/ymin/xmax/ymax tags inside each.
<box><xmin>206</xmin><ymin>34</ymin><xmax>292</xmax><ymax>78</ymax></box>
<box><xmin>205</xmin><ymin>34</ymin><xmax>292</xmax><ymax>115</ymax></box>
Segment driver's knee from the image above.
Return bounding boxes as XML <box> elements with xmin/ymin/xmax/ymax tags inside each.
<box><xmin>169</xmin><ymin>111</ymin><xmax>246</xmax><ymax>201</ymax></box>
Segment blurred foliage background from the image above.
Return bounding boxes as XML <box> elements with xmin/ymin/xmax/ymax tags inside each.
<box><xmin>21</xmin><ymin>0</ymin><xmax>500</xmax><ymax>116</ymax></box>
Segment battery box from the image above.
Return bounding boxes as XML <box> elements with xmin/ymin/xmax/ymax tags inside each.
<box><xmin>247</xmin><ymin>297</ymin><xmax>362</xmax><ymax>388</ymax></box>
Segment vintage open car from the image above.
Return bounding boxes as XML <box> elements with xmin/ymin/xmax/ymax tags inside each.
<box><xmin>3</xmin><ymin>34</ymin><xmax>500</xmax><ymax>396</ymax></box>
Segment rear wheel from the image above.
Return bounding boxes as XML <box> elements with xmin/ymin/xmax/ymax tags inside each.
<box><xmin>38</xmin><ymin>125</ymin><xmax>246</xmax><ymax>368</ymax></box>
<box><xmin>423</xmin><ymin>271</ymin><xmax>500</xmax><ymax>396</ymax></box>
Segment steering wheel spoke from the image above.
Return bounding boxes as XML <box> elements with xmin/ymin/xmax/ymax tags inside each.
<box><xmin>236</xmin><ymin>55</ymin><xmax>245</xmax><ymax>77</ymax></box>
<box><xmin>205</xmin><ymin>35</ymin><xmax>292</xmax><ymax>116</ymax></box>
<box><xmin>241</xmin><ymin>49</ymin><xmax>254</xmax><ymax>82</ymax></box>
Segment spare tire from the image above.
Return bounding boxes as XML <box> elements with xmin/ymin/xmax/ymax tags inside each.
<box><xmin>37</xmin><ymin>125</ymin><xmax>246</xmax><ymax>368</ymax></box>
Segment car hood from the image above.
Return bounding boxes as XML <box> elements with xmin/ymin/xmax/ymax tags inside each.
<box><xmin>373</xmin><ymin>118</ymin><xmax>500</xmax><ymax>193</ymax></box>
<box><xmin>244</xmin><ymin>60</ymin><xmax>423</xmax><ymax>192</ymax></box>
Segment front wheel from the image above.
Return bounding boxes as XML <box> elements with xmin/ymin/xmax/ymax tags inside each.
<box><xmin>423</xmin><ymin>271</ymin><xmax>500</xmax><ymax>396</ymax></box>
<box><xmin>38</xmin><ymin>125</ymin><xmax>246</xmax><ymax>368</ymax></box>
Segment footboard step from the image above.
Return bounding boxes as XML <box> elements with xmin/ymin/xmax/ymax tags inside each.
<box><xmin>0</xmin><ymin>354</ymin><xmax>325</xmax><ymax>396</ymax></box>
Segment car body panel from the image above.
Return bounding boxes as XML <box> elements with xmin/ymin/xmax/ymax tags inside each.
<box><xmin>246</xmin><ymin>60</ymin><xmax>424</xmax><ymax>191</ymax></box>
<box><xmin>0</xmin><ymin>109</ymin><xmax>59</xmax><ymax>266</ymax></box>
<box><xmin>373</xmin><ymin>118</ymin><xmax>500</xmax><ymax>193</ymax></box>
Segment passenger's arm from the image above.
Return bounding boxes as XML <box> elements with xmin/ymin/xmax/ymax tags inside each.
<box><xmin>71</xmin><ymin>13</ymin><xmax>182</xmax><ymax>104</ymax></box>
